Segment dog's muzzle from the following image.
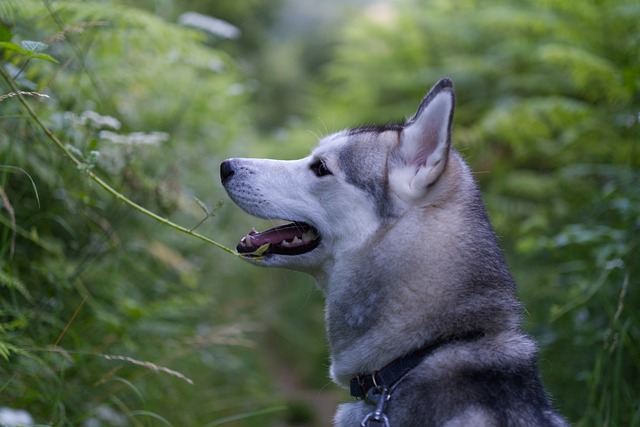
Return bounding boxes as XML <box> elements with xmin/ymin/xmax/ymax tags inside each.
<box><xmin>220</xmin><ymin>159</ymin><xmax>322</xmax><ymax>258</ymax></box>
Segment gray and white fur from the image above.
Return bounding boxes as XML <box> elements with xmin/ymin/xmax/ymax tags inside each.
<box><xmin>220</xmin><ymin>78</ymin><xmax>568</xmax><ymax>426</ymax></box>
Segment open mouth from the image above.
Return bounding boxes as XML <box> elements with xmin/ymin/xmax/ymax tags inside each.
<box><xmin>237</xmin><ymin>222</ymin><xmax>321</xmax><ymax>257</ymax></box>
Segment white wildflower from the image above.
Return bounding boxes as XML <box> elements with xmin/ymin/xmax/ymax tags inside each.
<box><xmin>99</xmin><ymin>130</ymin><xmax>169</xmax><ymax>146</ymax></box>
<box><xmin>226</xmin><ymin>83</ymin><xmax>246</xmax><ymax>96</ymax></box>
<box><xmin>97</xmin><ymin>145</ymin><xmax>126</xmax><ymax>175</ymax></box>
<box><xmin>65</xmin><ymin>144</ymin><xmax>84</xmax><ymax>157</ymax></box>
<box><xmin>0</xmin><ymin>407</ymin><xmax>34</xmax><ymax>427</ymax></box>
<box><xmin>79</xmin><ymin>110</ymin><xmax>121</xmax><ymax>130</ymax></box>
<box><xmin>208</xmin><ymin>57</ymin><xmax>225</xmax><ymax>73</ymax></box>
<box><xmin>178</xmin><ymin>12</ymin><xmax>240</xmax><ymax>39</ymax></box>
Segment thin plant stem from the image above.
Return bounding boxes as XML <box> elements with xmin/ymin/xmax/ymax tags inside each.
<box><xmin>0</xmin><ymin>65</ymin><xmax>240</xmax><ymax>257</ymax></box>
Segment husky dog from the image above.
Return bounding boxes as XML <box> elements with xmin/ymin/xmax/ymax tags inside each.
<box><xmin>220</xmin><ymin>78</ymin><xmax>568</xmax><ymax>426</ymax></box>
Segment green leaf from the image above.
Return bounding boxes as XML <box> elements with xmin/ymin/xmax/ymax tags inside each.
<box><xmin>0</xmin><ymin>269</ymin><xmax>32</xmax><ymax>301</ymax></box>
<box><xmin>0</xmin><ymin>24</ymin><xmax>11</xmax><ymax>43</ymax></box>
<box><xmin>241</xmin><ymin>243</ymin><xmax>271</xmax><ymax>260</ymax></box>
<box><xmin>193</xmin><ymin>196</ymin><xmax>210</xmax><ymax>215</ymax></box>
<box><xmin>30</xmin><ymin>52</ymin><xmax>59</xmax><ymax>63</ymax></box>
<box><xmin>0</xmin><ymin>41</ymin><xmax>58</xmax><ymax>63</ymax></box>
<box><xmin>0</xmin><ymin>341</ymin><xmax>28</xmax><ymax>361</ymax></box>
<box><xmin>0</xmin><ymin>41</ymin><xmax>30</xmax><ymax>55</ymax></box>
<box><xmin>0</xmin><ymin>166</ymin><xmax>41</xmax><ymax>208</ymax></box>
<box><xmin>212</xmin><ymin>200</ymin><xmax>224</xmax><ymax>213</ymax></box>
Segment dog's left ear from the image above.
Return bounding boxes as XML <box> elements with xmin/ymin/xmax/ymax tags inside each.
<box><xmin>391</xmin><ymin>78</ymin><xmax>455</xmax><ymax>200</ymax></box>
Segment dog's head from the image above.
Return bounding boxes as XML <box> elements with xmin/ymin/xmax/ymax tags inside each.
<box><xmin>220</xmin><ymin>78</ymin><xmax>455</xmax><ymax>275</ymax></box>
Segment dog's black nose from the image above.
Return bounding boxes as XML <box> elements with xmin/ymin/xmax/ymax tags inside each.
<box><xmin>220</xmin><ymin>159</ymin><xmax>235</xmax><ymax>184</ymax></box>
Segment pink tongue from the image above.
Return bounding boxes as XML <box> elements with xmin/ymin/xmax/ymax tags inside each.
<box><xmin>248</xmin><ymin>226</ymin><xmax>303</xmax><ymax>246</ymax></box>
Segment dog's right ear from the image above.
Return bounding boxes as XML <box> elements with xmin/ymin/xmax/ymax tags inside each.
<box><xmin>390</xmin><ymin>78</ymin><xmax>455</xmax><ymax>201</ymax></box>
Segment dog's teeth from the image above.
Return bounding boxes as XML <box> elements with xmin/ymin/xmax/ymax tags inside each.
<box><xmin>302</xmin><ymin>230</ymin><xmax>316</xmax><ymax>242</ymax></box>
<box><xmin>240</xmin><ymin>228</ymin><xmax>259</xmax><ymax>247</ymax></box>
<box><xmin>280</xmin><ymin>236</ymin><xmax>302</xmax><ymax>248</ymax></box>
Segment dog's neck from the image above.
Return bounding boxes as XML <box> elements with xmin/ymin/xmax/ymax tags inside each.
<box><xmin>319</xmin><ymin>158</ymin><xmax>522</xmax><ymax>387</ymax></box>
<box><xmin>348</xmin><ymin>330</ymin><xmax>485</xmax><ymax>399</ymax></box>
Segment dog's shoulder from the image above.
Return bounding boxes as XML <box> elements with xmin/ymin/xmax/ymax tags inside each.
<box><xmin>333</xmin><ymin>331</ymin><xmax>569</xmax><ymax>427</ymax></box>
<box><xmin>387</xmin><ymin>331</ymin><xmax>568</xmax><ymax>426</ymax></box>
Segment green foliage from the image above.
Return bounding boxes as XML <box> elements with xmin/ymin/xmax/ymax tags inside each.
<box><xmin>314</xmin><ymin>0</ymin><xmax>639</xmax><ymax>425</ymax></box>
<box><xmin>1</xmin><ymin>0</ymin><xmax>638</xmax><ymax>426</ymax></box>
<box><xmin>1</xmin><ymin>1</ymin><xmax>288</xmax><ymax>425</ymax></box>
<box><xmin>0</xmin><ymin>40</ymin><xmax>58</xmax><ymax>63</ymax></box>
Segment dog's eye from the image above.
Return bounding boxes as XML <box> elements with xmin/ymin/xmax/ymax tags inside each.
<box><xmin>310</xmin><ymin>159</ymin><xmax>332</xmax><ymax>177</ymax></box>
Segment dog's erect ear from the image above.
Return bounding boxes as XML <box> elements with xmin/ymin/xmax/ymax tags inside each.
<box><xmin>390</xmin><ymin>78</ymin><xmax>455</xmax><ymax>201</ymax></box>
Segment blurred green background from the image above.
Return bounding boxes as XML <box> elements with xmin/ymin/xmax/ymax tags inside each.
<box><xmin>0</xmin><ymin>0</ymin><xmax>638</xmax><ymax>426</ymax></box>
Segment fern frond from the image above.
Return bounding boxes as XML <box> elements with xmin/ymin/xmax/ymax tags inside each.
<box><xmin>479</xmin><ymin>96</ymin><xmax>590</xmax><ymax>149</ymax></box>
<box><xmin>0</xmin><ymin>268</ymin><xmax>32</xmax><ymax>301</ymax></box>
<box><xmin>0</xmin><ymin>340</ymin><xmax>30</xmax><ymax>361</ymax></box>
<box><xmin>1</xmin><ymin>0</ymin><xmax>210</xmax><ymax>52</ymax></box>
<box><xmin>0</xmin><ymin>0</ymin><xmax>30</xmax><ymax>22</ymax></box>
<box><xmin>537</xmin><ymin>44</ymin><xmax>627</xmax><ymax>102</ymax></box>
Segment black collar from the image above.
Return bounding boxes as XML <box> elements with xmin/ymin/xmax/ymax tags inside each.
<box><xmin>349</xmin><ymin>331</ymin><xmax>484</xmax><ymax>399</ymax></box>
